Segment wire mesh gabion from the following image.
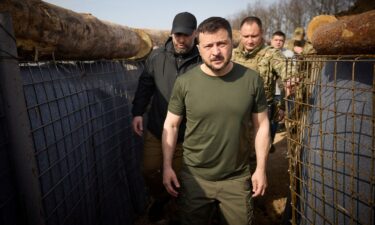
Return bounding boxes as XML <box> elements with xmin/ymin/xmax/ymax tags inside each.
<box><xmin>18</xmin><ymin>60</ymin><xmax>145</xmax><ymax>225</ymax></box>
<box><xmin>285</xmin><ymin>55</ymin><xmax>374</xmax><ymax>225</ymax></box>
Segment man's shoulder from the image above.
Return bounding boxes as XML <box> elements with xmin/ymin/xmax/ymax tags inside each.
<box><xmin>261</xmin><ymin>45</ymin><xmax>281</xmax><ymax>54</ymax></box>
<box><xmin>232</xmin><ymin>47</ymin><xmax>243</xmax><ymax>58</ymax></box>
<box><xmin>148</xmin><ymin>46</ymin><xmax>166</xmax><ymax>58</ymax></box>
<box><xmin>260</xmin><ymin>46</ymin><xmax>285</xmax><ymax>60</ymax></box>
<box><xmin>177</xmin><ymin>65</ymin><xmax>200</xmax><ymax>80</ymax></box>
<box><xmin>145</xmin><ymin>47</ymin><xmax>166</xmax><ymax>65</ymax></box>
<box><xmin>232</xmin><ymin>63</ymin><xmax>263</xmax><ymax>84</ymax></box>
<box><xmin>233</xmin><ymin>62</ymin><xmax>258</xmax><ymax>75</ymax></box>
<box><xmin>232</xmin><ymin>46</ymin><xmax>241</xmax><ymax>54</ymax></box>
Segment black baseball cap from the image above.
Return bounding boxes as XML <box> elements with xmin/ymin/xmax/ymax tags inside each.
<box><xmin>171</xmin><ymin>12</ymin><xmax>197</xmax><ymax>35</ymax></box>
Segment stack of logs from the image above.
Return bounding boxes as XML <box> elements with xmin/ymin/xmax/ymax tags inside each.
<box><xmin>0</xmin><ymin>0</ymin><xmax>153</xmax><ymax>60</ymax></box>
<box><xmin>1</xmin><ymin>0</ymin><xmax>374</xmax><ymax>59</ymax></box>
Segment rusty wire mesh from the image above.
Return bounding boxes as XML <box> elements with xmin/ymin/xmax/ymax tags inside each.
<box><xmin>285</xmin><ymin>55</ymin><xmax>374</xmax><ymax>225</ymax></box>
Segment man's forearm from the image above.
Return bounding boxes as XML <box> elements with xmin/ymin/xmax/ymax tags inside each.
<box><xmin>162</xmin><ymin>123</ymin><xmax>180</xmax><ymax>169</ymax></box>
<box><xmin>253</xmin><ymin>112</ymin><xmax>270</xmax><ymax>171</ymax></box>
<box><xmin>255</xmin><ymin>134</ymin><xmax>270</xmax><ymax>170</ymax></box>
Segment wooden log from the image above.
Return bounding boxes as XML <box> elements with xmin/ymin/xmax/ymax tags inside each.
<box><xmin>0</xmin><ymin>0</ymin><xmax>152</xmax><ymax>60</ymax></box>
<box><xmin>143</xmin><ymin>29</ymin><xmax>170</xmax><ymax>47</ymax></box>
<box><xmin>310</xmin><ymin>10</ymin><xmax>375</xmax><ymax>55</ymax></box>
<box><xmin>129</xmin><ymin>29</ymin><xmax>153</xmax><ymax>60</ymax></box>
<box><xmin>306</xmin><ymin>15</ymin><xmax>337</xmax><ymax>42</ymax></box>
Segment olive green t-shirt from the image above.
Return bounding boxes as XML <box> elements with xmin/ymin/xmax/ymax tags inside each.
<box><xmin>168</xmin><ymin>63</ymin><xmax>268</xmax><ymax>181</ymax></box>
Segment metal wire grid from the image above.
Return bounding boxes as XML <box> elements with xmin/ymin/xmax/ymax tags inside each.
<box><xmin>285</xmin><ymin>55</ymin><xmax>375</xmax><ymax>225</ymax></box>
<box><xmin>18</xmin><ymin>60</ymin><xmax>145</xmax><ymax>225</ymax></box>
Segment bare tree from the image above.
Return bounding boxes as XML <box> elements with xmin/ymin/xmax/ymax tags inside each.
<box><xmin>228</xmin><ymin>0</ymin><xmax>357</xmax><ymax>42</ymax></box>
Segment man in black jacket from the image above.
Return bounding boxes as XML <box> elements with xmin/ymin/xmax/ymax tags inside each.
<box><xmin>131</xmin><ymin>12</ymin><xmax>201</xmax><ymax>222</ymax></box>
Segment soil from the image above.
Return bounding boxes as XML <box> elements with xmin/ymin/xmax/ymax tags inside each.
<box><xmin>253</xmin><ymin>131</ymin><xmax>290</xmax><ymax>225</ymax></box>
<box><xmin>134</xmin><ymin>131</ymin><xmax>290</xmax><ymax>225</ymax></box>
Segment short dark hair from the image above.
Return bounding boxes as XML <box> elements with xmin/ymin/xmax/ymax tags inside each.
<box><xmin>197</xmin><ymin>17</ymin><xmax>232</xmax><ymax>43</ymax></box>
<box><xmin>240</xmin><ymin>16</ymin><xmax>262</xmax><ymax>30</ymax></box>
<box><xmin>272</xmin><ymin>30</ymin><xmax>285</xmax><ymax>39</ymax></box>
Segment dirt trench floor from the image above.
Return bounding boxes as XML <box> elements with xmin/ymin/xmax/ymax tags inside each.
<box><xmin>135</xmin><ymin>131</ymin><xmax>290</xmax><ymax>225</ymax></box>
<box><xmin>253</xmin><ymin>131</ymin><xmax>290</xmax><ymax>225</ymax></box>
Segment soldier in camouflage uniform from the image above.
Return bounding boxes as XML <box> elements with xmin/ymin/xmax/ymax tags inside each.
<box><xmin>284</xmin><ymin>27</ymin><xmax>315</xmax><ymax>140</ymax></box>
<box><xmin>285</xmin><ymin>27</ymin><xmax>316</xmax><ymax>55</ymax></box>
<box><xmin>232</xmin><ymin>16</ymin><xmax>293</xmax><ymax>155</ymax></box>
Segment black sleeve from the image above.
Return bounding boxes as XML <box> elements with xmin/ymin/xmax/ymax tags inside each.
<box><xmin>131</xmin><ymin>55</ymin><xmax>156</xmax><ymax>117</ymax></box>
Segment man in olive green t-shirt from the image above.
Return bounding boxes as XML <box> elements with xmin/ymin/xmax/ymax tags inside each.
<box><xmin>162</xmin><ymin>17</ymin><xmax>270</xmax><ymax>225</ymax></box>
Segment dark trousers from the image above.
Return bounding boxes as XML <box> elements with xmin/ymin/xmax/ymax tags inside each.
<box><xmin>268</xmin><ymin>97</ymin><xmax>281</xmax><ymax>142</ymax></box>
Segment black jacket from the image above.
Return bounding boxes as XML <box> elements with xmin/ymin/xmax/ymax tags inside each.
<box><xmin>132</xmin><ymin>37</ymin><xmax>201</xmax><ymax>142</ymax></box>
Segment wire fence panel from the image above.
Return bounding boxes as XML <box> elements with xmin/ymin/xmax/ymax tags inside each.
<box><xmin>16</xmin><ymin>60</ymin><xmax>145</xmax><ymax>225</ymax></box>
<box><xmin>286</xmin><ymin>56</ymin><xmax>375</xmax><ymax>225</ymax></box>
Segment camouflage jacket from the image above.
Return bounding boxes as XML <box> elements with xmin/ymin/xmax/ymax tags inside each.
<box><xmin>284</xmin><ymin>39</ymin><xmax>316</xmax><ymax>55</ymax></box>
<box><xmin>232</xmin><ymin>43</ymin><xmax>291</xmax><ymax>102</ymax></box>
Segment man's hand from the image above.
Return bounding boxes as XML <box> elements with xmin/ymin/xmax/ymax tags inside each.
<box><xmin>163</xmin><ymin>167</ymin><xmax>180</xmax><ymax>197</ymax></box>
<box><xmin>251</xmin><ymin>168</ymin><xmax>267</xmax><ymax>197</ymax></box>
<box><xmin>293</xmin><ymin>46</ymin><xmax>303</xmax><ymax>54</ymax></box>
<box><xmin>132</xmin><ymin>116</ymin><xmax>143</xmax><ymax>136</ymax></box>
<box><xmin>277</xmin><ymin>109</ymin><xmax>285</xmax><ymax>122</ymax></box>
<box><xmin>284</xmin><ymin>77</ymin><xmax>300</xmax><ymax>97</ymax></box>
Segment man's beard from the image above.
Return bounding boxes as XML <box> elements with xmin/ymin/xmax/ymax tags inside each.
<box><xmin>203</xmin><ymin>52</ymin><xmax>231</xmax><ymax>72</ymax></box>
<box><xmin>174</xmin><ymin>43</ymin><xmax>194</xmax><ymax>55</ymax></box>
<box><xmin>175</xmin><ymin>47</ymin><xmax>189</xmax><ymax>54</ymax></box>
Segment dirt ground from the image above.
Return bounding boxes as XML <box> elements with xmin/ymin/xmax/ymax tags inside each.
<box><xmin>253</xmin><ymin>131</ymin><xmax>289</xmax><ymax>225</ymax></box>
<box><xmin>135</xmin><ymin>131</ymin><xmax>290</xmax><ymax>225</ymax></box>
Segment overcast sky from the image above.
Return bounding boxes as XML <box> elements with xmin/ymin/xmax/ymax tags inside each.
<box><xmin>44</xmin><ymin>0</ymin><xmax>275</xmax><ymax>30</ymax></box>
